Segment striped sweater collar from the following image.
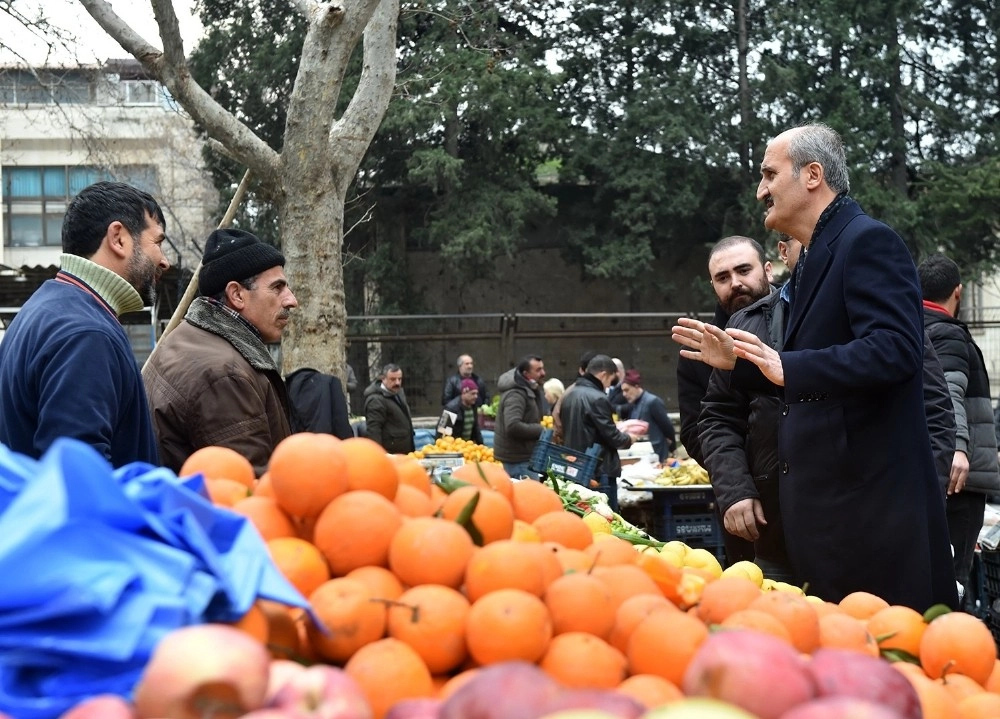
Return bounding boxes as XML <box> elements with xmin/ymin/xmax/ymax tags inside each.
<box><xmin>59</xmin><ymin>254</ymin><xmax>144</xmax><ymax>317</ymax></box>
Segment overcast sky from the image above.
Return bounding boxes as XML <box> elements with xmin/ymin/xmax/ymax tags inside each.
<box><xmin>1</xmin><ymin>0</ymin><xmax>204</xmax><ymax>65</ymax></box>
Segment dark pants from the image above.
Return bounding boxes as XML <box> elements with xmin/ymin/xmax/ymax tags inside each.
<box><xmin>946</xmin><ymin>489</ymin><xmax>987</xmax><ymax>591</ymax></box>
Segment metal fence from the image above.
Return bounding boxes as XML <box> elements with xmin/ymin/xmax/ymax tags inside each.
<box><xmin>345</xmin><ymin>312</ymin><xmax>707</xmax><ymax>417</ymax></box>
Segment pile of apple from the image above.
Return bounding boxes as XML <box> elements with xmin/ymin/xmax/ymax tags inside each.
<box><xmin>48</xmin><ymin>619</ymin><xmax>924</xmax><ymax>719</ymax></box>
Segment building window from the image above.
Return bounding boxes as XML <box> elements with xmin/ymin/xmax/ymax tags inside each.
<box><xmin>120</xmin><ymin>80</ymin><xmax>162</xmax><ymax>106</ymax></box>
<box><xmin>2</xmin><ymin>166</ymin><xmax>158</xmax><ymax>247</ymax></box>
<box><xmin>0</xmin><ymin>70</ymin><xmax>94</xmax><ymax>105</ymax></box>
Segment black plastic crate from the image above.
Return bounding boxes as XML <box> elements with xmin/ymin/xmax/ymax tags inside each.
<box><xmin>982</xmin><ymin>550</ymin><xmax>1000</xmax><ymax>599</ymax></box>
<box><xmin>653</xmin><ymin>509</ymin><xmax>722</xmax><ymax>545</ymax></box>
<box><xmin>528</xmin><ymin>429</ymin><xmax>602</xmax><ymax>486</ymax></box>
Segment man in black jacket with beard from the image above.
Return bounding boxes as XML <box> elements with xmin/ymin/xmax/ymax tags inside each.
<box><xmin>919</xmin><ymin>253</ymin><xmax>1000</xmax><ymax>599</ymax></box>
<box><xmin>676</xmin><ymin>235</ymin><xmax>774</xmax><ymax>565</ymax></box>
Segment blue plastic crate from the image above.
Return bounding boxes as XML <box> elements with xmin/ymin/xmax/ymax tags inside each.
<box><xmin>529</xmin><ymin>429</ymin><xmax>602</xmax><ymax>486</ymax></box>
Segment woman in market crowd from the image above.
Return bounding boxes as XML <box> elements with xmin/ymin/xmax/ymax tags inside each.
<box><xmin>543</xmin><ymin>377</ymin><xmax>565</xmax><ymax>413</ymax></box>
<box><xmin>618</xmin><ymin>369</ymin><xmax>676</xmax><ymax>462</ymax></box>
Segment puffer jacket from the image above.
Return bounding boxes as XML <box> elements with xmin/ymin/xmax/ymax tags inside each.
<box><xmin>923</xmin><ymin>307</ymin><xmax>1000</xmax><ymax>494</ymax></box>
<box><xmin>142</xmin><ymin>297</ymin><xmax>291</xmax><ymax>475</ymax></box>
<box><xmin>363</xmin><ymin>382</ymin><xmax>415</xmax><ymax>455</ymax></box>
<box><xmin>560</xmin><ymin>373</ymin><xmax>633</xmax><ymax>480</ymax></box>
<box><xmin>493</xmin><ymin>368</ymin><xmax>545</xmax><ymax>463</ymax></box>
<box><xmin>699</xmin><ymin>288</ymin><xmax>787</xmax><ymax>563</ymax></box>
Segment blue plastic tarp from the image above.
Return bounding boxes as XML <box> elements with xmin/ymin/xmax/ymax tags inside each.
<box><xmin>0</xmin><ymin>438</ymin><xmax>311</xmax><ymax>719</ymax></box>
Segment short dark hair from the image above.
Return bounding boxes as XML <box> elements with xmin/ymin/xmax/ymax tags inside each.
<box><xmin>516</xmin><ymin>354</ymin><xmax>543</xmax><ymax>374</ymax></box>
<box><xmin>62</xmin><ymin>181</ymin><xmax>165</xmax><ymax>258</ymax></box>
<box><xmin>586</xmin><ymin>354</ymin><xmax>618</xmax><ymax>375</ymax></box>
<box><xmin>578</xmin><ymin>350</ymin><xmax>598</xmax><ymax>373</ymax></box>
<box><xmin>708</xmin><ymin>235</ymin><xmax>766</xmax><ymax>269</ymax></box>
<box><xmin>381</xmin><ymin>363</ymin><xmax>402</xmax><ymax>377</ymax></box>
<box><xmin>918</xmin><ymin>254</ymin><xmax>961</xmax><ymax>303</ymax></box>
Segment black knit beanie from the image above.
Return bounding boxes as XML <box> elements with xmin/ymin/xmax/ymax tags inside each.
<box><xmin>198</xmin><ymin>228</ymin><xmax>286</xmax><ymax>297</ymax></box>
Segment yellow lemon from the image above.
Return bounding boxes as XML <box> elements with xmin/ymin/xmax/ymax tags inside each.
<box><xmin>661</xmin><ymin>540</ymin><xmax>691</xmax><ymax>558</ymax></box>
<box><xmin>761</xmin><ymin>578</ymin><xmax>778</xmax><ymax>591</ymax></box>
<box><xmin>722</xmin><ymin>560</ymin><xmax>764</xmax><ymax>588</ymax></box>
<box><xmin>511</xmin><ymin>519</ymin><xmax>542</xmax><ymax>543</ymax></box>
<box><xmin>582</xmin><ymin>512</ymin><xmax>612</xmax><ymax>535</ymax></box>
<box><xmin>682</xmin><ymin>547</ymin><xmax>723</xmax><ymax>579</ymax></box>
<box><xmin>804</xmin><ymin>594</ymin><xmax>825</xmax><ymax>605</ymax></box>
<box><xmin>770</xmin><ymin>581</ymin><xmax>805</xmax><ymax>595</ymax></box>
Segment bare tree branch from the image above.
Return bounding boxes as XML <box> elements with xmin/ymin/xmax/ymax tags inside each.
<box><xmin>149</xmin><ymin>0</ymin><xmax>186</xmax><ymax>66</ymax></box>
<box><xmin>77</xmin><ymin>0</ymin><xmax>282</xmax><ymax>190</ymax></box>
<box><xmin>331</xmin><ymin>0</ymin><xmax>399</xmax><ymax>183</ymax></box>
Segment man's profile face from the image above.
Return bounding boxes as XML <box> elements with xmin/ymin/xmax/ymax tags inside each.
<box><xmin>125</xmin><ymin>212</ymin><xmax>169</xmax><ymax>305</ymax></box>
<box><xmin>238</xmin><ymin>266</ymin><xmax>298</xmax><ymax>344</ymax></box>
<box><xmin>708</xmin><ymin>243</ymin><xmax>774</xmax><ymax>316</ymax></box>
<box><xmin>757</xmin><ymin>131</ymin><xmax>810</xmax><ymax>236</ymax></box>
<box><xmin>523</xmin><ymin>360</ymin><xmax>545</xmax><ymax>384</ymax></box>
<box><xmin>621</xmin><ymin>383</ymin><xmax>641</xmax><ymax>403</ymax></box>
<box><xmin>461</xmin><ymin>388</ymin><xmax>478</xmax><ymax>407</ymax></box>
<box><xmin>458</xmin><ymin>355</ymin><xmax>474</xmax><ymax>377</ymax></box>
<box><xmin>384</xmin><ymin>369</ymin><xmax>403</xmax><ymax>393</ymax></box>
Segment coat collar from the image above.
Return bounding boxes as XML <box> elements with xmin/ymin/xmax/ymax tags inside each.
<box><xmin>184</xmin><ymin>297</ymin><xmax>279</xmax><ymax>373</ymax></box>
<box><xmin>784</xmin><ymin>198</ymin><xmax>865</xmax><ymax>343</ymax></box>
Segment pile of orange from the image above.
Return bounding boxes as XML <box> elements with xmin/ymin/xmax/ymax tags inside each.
<box><xmin>184</xmin><ymin>438</ymin><xmax>1000</xmax><ymax>719</ymax></box>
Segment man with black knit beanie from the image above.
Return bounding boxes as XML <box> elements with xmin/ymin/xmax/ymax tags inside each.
<box><xmin>143</xmin><ymin>228</ymin><xmax>298</xmax><ymax>474</ymax></box>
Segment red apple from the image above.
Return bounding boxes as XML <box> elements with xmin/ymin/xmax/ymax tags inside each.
<box><xmin>266</xmin><ymin>660</ymin><xmax>309</xmax><ymax>704</ymax></box>
<box><xmin>132</xmin><ymin>624</ymin><xmax>272</xmax><ymax>719</ymax></box>
<box><xmin>269</xmin><ymin>664</ymin><xmax>372</xmax><ymax>718</ymax></box>
<box><xmin>58</xmin><ymin>694</ymin><xmax>136</xmax><ymax>718</ymax></box>
<box><xmin>803</xmin><ymin>649</ymin><xmax>920</xmax><ymax>719</ymax></box>
<box><xmin>384</xmin><ymin>698</ymin><xmax>443</xmax><ymax>719</ymax></box>
<box><xmin>780</xmin><ymin>696</ymin><xmax>906</xmax><ymax>719</ymax></box>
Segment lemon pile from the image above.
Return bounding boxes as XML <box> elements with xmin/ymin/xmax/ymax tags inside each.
<box><xmin>409</xmin><ymin>436</ymin><xmax>499</xmax><ymax>464</ymax></box>
<box><xmin>541</xmin><ymin>415</ymin><xmax>554</xmax><ymax>429</ymax></box>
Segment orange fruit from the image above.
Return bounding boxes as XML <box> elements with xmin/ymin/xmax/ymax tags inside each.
<box><xmin>548</xmin><ymin>544</ymin><xmax>595</xmax><ymax>574</ymax></box>
<box><xmin>984</xmin><ymin>659</ymin><xmax>1000</xmax><ymax>692</ymax></box>
<box><xmin>920</xmin><ymin>611</ymin><xmax>997</xmax><ymax>685</ymax></box>
<box><xmin>387</xmin><ymin>584</ymin><xmax>470</xmax><ymax>675</ymax></box>
<box><xmin>544</xmin><ymin>571</ymin><xmax>616</xmax><ymax>639</ymax></box>
<box><xmin>616</xmin><ymin>674</ymin><xmax>684</xmax><ymax>709</ymax></box>
<box><xmin>908</xmin><ymin>674</ymin><xmax>961</xmax><ymax>719</ymax></box>
<box><xmin>511</xmin><ymin>519</ymin><xmax>543</xmax><ymax>543</ymax></box>
<box><xmin>231</xmin><ymin>495</ymin><xmax>296</xmax><ymax>541</ymax></box>
<box><xmin>939</xmin><ymin>673</ymin><xmax>985</xmax><ymax>702</ymax></box>
<box><xmin>695</xmin><ymin>576</ymin><xmax>762</xmax><ymax>625</ymax></box>
<box><xmin>266</xmin><ymin>536</ymin><xmax>331</xmax><ymax>598</ymax></box>
<box><xmin>388</xmin><ymin>516</ymin><xmax>476</xmax><ymax>589</ymax></box>
<box><xmin>307</xmin><ymin>577</ymin><xmax>387</xmax><ymax>663</ymax></box>
<box><xmin>608</xmin><ymin>594</ymin><xmax>676</xmax><ymax>654</ymax></box>
<box><xmin>540</xmin><ymin>632</ymin><xmax>627</xmax><ymax>689</ymax></box>
<box><xmin>818</xmin><ymin>612</ymin><xmax>880</xmax><ymax>657</ymax></box>
<box><xmin>203</xmin><ymin>477</ymin><xmax>251</xmax><ymax>507</ymax></box>
<box><xmin>180</xmin><ymin>445</ymin><xmax>255</xmax><ymax>488</ymax></box>
<box><xmin>839</xmin><ymin>591</ymin><xmax>890</xmax><ymax>620</ymax></box>
<box><xmin>464</xmin><ymin>539</ymin><xmax>548</xmax><ymax>601</ymax></box>
<box><xmin>867</xmin><ymin>604</ymin><xmax>927</xmax><ymax>657</ymax></box>
<box><xmin>312</xmin><ymin>490</ymin><xmax>403</xmax><ymax>576</ymax></box>
<box><xmin>748</xmin><ymin>590</ymin><xmax>820</xmax><ymax>654</ymax></box>
<box><xmin>634</xmin><ymin>552</ymin><xmax>685</xmax><ymax>605</ymax></box>
<box><xmin>451</xmin><ymin>462</ymin><xmax>514</xmax><ymax>501</ymax></box>
<box><xmin>228</xmin><ymin>602</ymin><xmax>269</xmax><ymax>644</ymax></box>
<box><xmin>390</xmin><ymin>454</ymin><xmax>432</xmax><ymax>496</ymax></box>
<box><xmin>440</xmin><ymin>485</ymin><xmax>515</xmax><ymax>545</ymax></box>
<box><xmin>959</xmin><ymin>691</ymin><xmax>1000</xmax><ymax>719</ymax></box>
<box><xmin>533</xmin><ymin>510</ymin><xmax>594</xmax><ymax>549</ymax></box>
<box><xmin>340</xmin><ymin>437</ymin><xmax>400</xmax><ymax>499</ymax></box>
<box><xmin>254</xmin><ymin>471</ymin><xmax>274</xmax><ymax>497</ymax></box>
<box><xmin>510</xmin><ymin>480</ymin><xmax>564</xmax><ymax>522</ymax></box>
<box><xmin>466</xmin><ymin>588</ymin><xmax>553</xmax><ymax>665</ymax></box>
<box><xmin>394</xmin><ymin>483</ymin><xmax>436</xmax><ymax>517</ymax></box>
<box><xmin>719</xmin><ymin>608</ymin><xmax>793</xmax><ymax>643</ymax></box>
<box><xmin>257</xmin><ymin>600</ymin><xmax>305</xmax><ymax>661</ymax></box>
<box><xmin>584</xmin><ymin>536</ymin><xmax>640</xmax><ymax>566</ymax></box>
<box><xmin>627</xmin><ymin>607</ymin><xmax>709</xmax><ymax>685</ymax></box>
<box><xmin>592</xmin><ymin>564</ymin><xmax>665</xmax><ymax>612</ymax></box>
<box><xmin>346</xmin><ymin>565</ymin><xmax>405</xmax><ymax>602</ymax></box>
<box><xmin>344</xmin><ymin>638</ymin><xmax>434</xmax><ymax>719</ymax></box>
<box><xmin>268</xmin><ymin>433</ymin><xmax>348</xmax><ymax>517</ymax></box>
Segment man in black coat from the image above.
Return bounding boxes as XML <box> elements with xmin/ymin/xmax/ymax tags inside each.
<box><xmin>676</xmin><ymin>235</ymin><xmax>775</xmax><ymax>566</ymax></box>
<box><xmin>285</xmin><ymin>367</ymin><xmax>354</xmax><ymax>439</ymax></box>
<box><xmin>679</xmin><ymin>123</ymin><xmax>957</xmax><ymax>611</ymax></box>
<box><xmin>441</xmin><ymin>354</ymin><xmax>489</xmax><ymax>408</ymax></box>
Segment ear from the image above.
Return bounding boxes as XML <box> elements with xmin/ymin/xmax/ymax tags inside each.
<box><xmin>224</xmin><ymin>281</ymin><xmax>246</xmax><ymax>309</ymax></box>
<box><xmin>764</xmin><ymin>260</ymin><xmax>775</xmax><ymax>283</ymax></box>
<box><xmin>105</xmin><ymin>220</ymin><xmax>130</xmax><ymax>260</ymax></box>
<box><xmin>804</xmin><ymin>161</ymin><xmax>825</xmax><ymax>190</ymax></box>
<box><xmin>954</xmin><ymin>284</ymin><xmax>963</xmax><ymax>303</ymax></box>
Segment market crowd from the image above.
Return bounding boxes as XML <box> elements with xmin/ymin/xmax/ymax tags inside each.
<box><xmin>0</xmin><ymin>122</ymin><xmax>994</xmax><ymax>614</ymax></box>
